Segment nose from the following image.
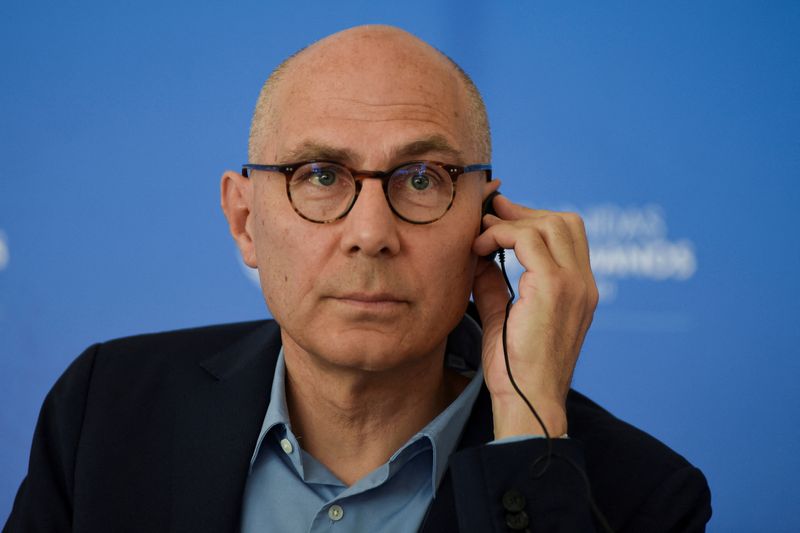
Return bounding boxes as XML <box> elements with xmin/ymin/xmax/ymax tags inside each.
<box><xmin>339</xmin><ymin>178</ymin><xmax>401</xmax><ymax>257</ymax></box>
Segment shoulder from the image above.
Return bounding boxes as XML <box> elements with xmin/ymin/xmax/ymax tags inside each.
<box><xmin>51</xmin><ymin>319</ymin><xmax>280</xmax><ymax>409</ymax></box>
<box><xmin>83</xmin><ymin>319</ymin><xmax>276</xmax><ymax>374</ymax></box>
<box><xmin>567</xmin><ymin>389</ymin><xmax>696</xmax><ymax>473</ymax></box>
<box><xmin>566</xmin><ymin>390</ymin><xmax>711</xmax><ymax>529</ymax></box>
<box><xmin>8</xmin><ymin>320</ymin><xmax>282</xmax><ymax>531</ymax></box>
<box><xmin>48</xmin><ymin>319</ymin><xmax>282</xmax><ymax>446</ymax></box>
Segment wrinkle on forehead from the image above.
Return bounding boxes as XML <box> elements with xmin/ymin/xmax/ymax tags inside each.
<box><xmin>273</xmin><ymin>100</ymin><xmax>466</xmax><ymax>167</ymax></box>
<box><xmin>327</xmin><ymin>98</ymin><xmax>452</xmax><ymax>110</ymax></box>
<box><xmin>304</xmin><ymin>99</ymin><xmax>460</xmax><ymax>133</ymax></box>
<box><xmin>281</xmin><ymin>63</ymin><xmax>465</xmax><ymax>113</ymax></box>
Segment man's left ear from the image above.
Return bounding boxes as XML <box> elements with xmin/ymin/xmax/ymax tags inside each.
<box><xmin>482</xmin><ymin>179</ymin><xmax>502</xmax><ymax>204</ymax></box>
<box><xmin>220</xmin><ymin>170</ymin><xmax>257</xmax><ymax>268</ymax></box>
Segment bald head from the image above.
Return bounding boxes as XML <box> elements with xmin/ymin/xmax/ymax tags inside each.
<box><xmin>248</xmin><ymin>25</ymin><xmax>491</xmax><ymax>163</ymax></box>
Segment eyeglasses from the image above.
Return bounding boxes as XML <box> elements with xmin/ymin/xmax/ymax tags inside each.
<box><xmin>241</xmin><ymin>160</ymin><xmax>492</xmax><ymax>224</ymax></box>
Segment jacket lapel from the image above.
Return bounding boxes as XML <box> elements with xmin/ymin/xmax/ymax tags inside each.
<box><xmin>420</xmin><ymin>385</ymin><xmax>494</xmax><ymax>532</ymax></box>
<box><xmin>420</xmin><ymin>312</ymin><xmax>494</xmax><ymax>532</ymax></box>
<box><xmin>170</xmin><ymin>321</ymin><xmax>282</xmax><ymax>533</ymax></box>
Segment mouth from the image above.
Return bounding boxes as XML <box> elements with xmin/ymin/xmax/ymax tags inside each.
<box><xmin>330</xmin><ymin>292</ymin><xmax>409</xmax><ymax>312</ymax></box>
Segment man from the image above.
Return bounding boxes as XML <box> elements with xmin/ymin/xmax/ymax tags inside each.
<box><xmin>5</xmin><ymin>25</ymin><xmax>711</xmax><ymax>532</ymax></box>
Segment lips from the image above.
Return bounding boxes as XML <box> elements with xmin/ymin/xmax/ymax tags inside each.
<box><xmin>335</xmin><ymin>292</ymin><xmax>407</xmax><ymax>303</ymax></box>
<box><xmin>329</xmin><ymin>292</ymin><xmax>410</xmax><ymax>313</ymax></box>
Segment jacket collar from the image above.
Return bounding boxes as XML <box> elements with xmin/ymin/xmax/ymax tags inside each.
<box><xmin>199</xmin><ymin>320</ymin><xmax>282</xmax><ymax>381</ymax></box>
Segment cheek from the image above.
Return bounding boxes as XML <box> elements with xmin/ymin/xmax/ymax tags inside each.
<box><xmin>417</xmin><ymin>220</ymin><xmax>480</xmax><ymax>317</ymax></box>
<box><xmin>253</xmin><ymin>215</ymin><xmax>289</xmax><ymax>316</ymax></box>
<box><xmin>252</xmin><ymin>209</ymin><xmax>326</xmax><ymax>324</ymax></box>
<box><xmin>428</xmin><ymin>191</ymin><xmax>484</xmax><ymax>313</ymax></box>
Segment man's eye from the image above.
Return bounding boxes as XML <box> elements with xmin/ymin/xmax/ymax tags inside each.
<box><xmin>309</xmin><ymin>170</ymin><xmax>337</xmax><ymax>186</ymax></box>
<box><xmin>407</xmin><ymin>173</ymin><xmax>435</xmax><ymax>191</ymax></box>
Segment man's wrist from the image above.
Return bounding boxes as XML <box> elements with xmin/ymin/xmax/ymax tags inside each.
<box><xmin>491</xmin><ymin>398</ymin><xmax>568</xmax><ymax>439</ymax></box>
<box><xmin>490</xmin><ymin>433</ymin><xmax>569</xmax><ymax>446</ymax></box>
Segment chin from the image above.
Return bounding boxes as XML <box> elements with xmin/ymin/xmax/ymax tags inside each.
<box><xmin>302</xmin><ymin>326</ymin><xmax>447</xmax><ymax>374</ymax></box>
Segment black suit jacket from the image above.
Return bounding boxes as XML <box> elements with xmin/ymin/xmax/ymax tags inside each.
<box><xmin>5</xmin><ymin>319</ymin><xmax>711</xmax><ymax>532</ymax></box>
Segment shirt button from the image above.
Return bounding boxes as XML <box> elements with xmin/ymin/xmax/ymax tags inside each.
<box><xmin>279</xmin><ymin>438</ymin><xmax>293</xmax><ymax>454</ymax></box>
<box><xmin>328</xmin><ymin>504</ymin><xmax>344</xmax><ymax>521</ymax></box>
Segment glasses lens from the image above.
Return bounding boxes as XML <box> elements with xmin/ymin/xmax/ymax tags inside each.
<box><xmin>387</xmin><ymin>163</ymin><xmax>454</xmax><ymax>223</ymax></box>
<box><xmin>288</xmin><ymin>162</ymin><xmax>356</xmax><ymax>222</ymax></box>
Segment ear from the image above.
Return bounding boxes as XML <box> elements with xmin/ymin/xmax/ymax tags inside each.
<box><xmin>482</xmin><ymin>178</ymin><xmax>502</xmax><ymax>205</ymax></box>
<box><xmin>221</xmin><ymin>170</ymin><xmax>257</xmax><ymax>268</ymax></box>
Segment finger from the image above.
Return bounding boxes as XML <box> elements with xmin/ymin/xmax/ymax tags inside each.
<box><xmin>532</xmin><ymin>215</ymin><xmax>579</xmax><ymax>270</ymax></box>
<box><xmin>474</xmin><ymin>222</ymin><xmax>561</xmax><ymax>277</ymax></box>
<box><xmin>492</xmin><ymin>194</ymin><xmax>553</xmax><ymax>221</ymax></box>
<box><xmin>493</xmin><ymin>196</ymin><xmax>583</xmax><ymax>236</ymax></box>
<box><xmin>475</xmin><ymin>216</ymin><xmax>579</xmax><ymax>270</ymax></box>
<box><xmin>489</xmin><ymin>198</ymin><xmax>582</xmax><ymax>268</ymax></box>
<box><xmin>558</xmin><ymin>213</ymin><xmax>599</xmax><ymax>308</ymax></box>
<box><xmin>473</xmin><ymin>214</ymin><xmax>504</xmax><ymax>256</ymax></box>
<box><xmin>560</xmin><ymin>212</ymin><xmax>591</xmax><ymax>273</ymax></box>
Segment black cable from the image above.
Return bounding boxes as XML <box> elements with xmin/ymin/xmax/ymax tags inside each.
<box><xmin>497</xmin><ymin>249</ymin><xmax>553</xmax><ymax>475</ymax></box>
<box><xmin>496</xmin><ymin>249</ymin><xmax>614</xmax><ymax>533</ymax></box>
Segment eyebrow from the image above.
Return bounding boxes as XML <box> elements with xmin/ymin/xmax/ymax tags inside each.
<box><xmin>280</xmin><ymin>134</ymin><xmax>464</xmax><ymax>166</ymax></box>
<box><xmin>392</xmin><ymin>135</ymin><xmax>463</xmax><ymax>162</ymax></box>
<box><xmin>282</xmin><ymin>142</ymin><xmax>357</xmax><ymax>164</ymax></box>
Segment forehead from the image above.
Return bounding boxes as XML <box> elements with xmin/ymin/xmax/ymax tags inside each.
<box><xmin>262</xmin><ymin>35</ymin><xmax>475</xmax><ymax>164</ymax></box>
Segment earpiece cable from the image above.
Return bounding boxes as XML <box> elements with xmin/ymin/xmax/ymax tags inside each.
<box><xmin>497</xmin><ymin>249</ymin><xmax>553</xmax><ymax>473</ymax></box>
<box><xmin>496</xmin><ymin>249</ymin><xmax>614</xmax><ymax>533</ymax></box>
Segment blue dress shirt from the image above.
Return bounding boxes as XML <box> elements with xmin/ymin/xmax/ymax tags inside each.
<box><xmin>240</xmin><ymin>321</ymin><xmax>484</xmax><ymax>533</ymax></box>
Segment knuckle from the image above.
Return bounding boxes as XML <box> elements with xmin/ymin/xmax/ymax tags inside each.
<box><xmin>562</xmin><ymin>211</ymin><xmax>584</xmax><ymax>227</ymax></box>
<box><xmin>543</xmin><ymin>214</ymin><xmax>567</xmax><ymax>228</ymax></box>
<box><xmin>572</xmin><ymin>276</ymin><xmax>592</xmax><ymax>302</ymax></box>
<box><xmin>565</xmin><ymin>273</ymin><xmax>596</xmax><ymax>304</ymax></box>
<box><xmin>563</xmin><ymin>212</ymin><xmax>588</xmax><ymax>240</ymax></box>
<box><xmin>573</xmin><ymin>276</ymin><xmax>588</xmax><ymax>298</ymax></box>
<box><xmin>535</xmin><ymin>215</ymin><xmax>571</xmax><ymax>239</ymax></box>
<box><xmin>585</xmin><ymin>277</ymin><xmax>600</xmax><ymax>307</ymax></box>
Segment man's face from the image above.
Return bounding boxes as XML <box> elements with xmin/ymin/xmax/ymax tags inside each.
<box><xmin>244</xmin><ymin>34</ymin><xmax>493</xmax><ymax>372</ymax></box>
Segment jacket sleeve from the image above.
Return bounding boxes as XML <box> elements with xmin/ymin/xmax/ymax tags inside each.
<box><xmin>448</xmin><ymin>438</ymin><xmax>711</xmax><ymax>533</ymax></box>
<box><xmin>3</xmin><ymin>344</ymin><xmax>99</xmax><ymax>533</ymax></box>
<box><xmin>449</xmin><ymin>438</ymin><xmax>596</xmax><ymax>532</ymax></box>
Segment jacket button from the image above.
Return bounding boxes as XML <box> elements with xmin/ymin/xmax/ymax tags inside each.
<box><xmin>505</xmin><ymin>510</ymin><xmax>529</xmax><ymax>530</ymax></box>
<box><xmin>502</xmin><ymin>489</ymin><xmax>526</xmax><ymax>512</ymax></box>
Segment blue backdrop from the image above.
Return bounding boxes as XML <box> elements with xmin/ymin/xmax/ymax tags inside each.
<box><xmin>2</xmin><ymin>2</ymin><xmax>798</xmax><ymax>530</ymax></box>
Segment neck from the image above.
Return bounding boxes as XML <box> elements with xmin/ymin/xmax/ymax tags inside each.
<box><xmin>282</xmin><ymin>337</ymin><xmax>468</xmax><ymax>486</ymax></box>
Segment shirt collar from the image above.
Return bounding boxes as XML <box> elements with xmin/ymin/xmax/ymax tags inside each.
<box><xmin>248</xmin><ymin>315</ymin><xmax>484</xmax><ymax>496</ymax></box>
<box><xmin>419</xmin><ymin>345</ymin><xmax>483</xmax><ymax>495</ymax></box>
<box><xmin>248</xmin><ymin>348</ymin><xmax>293</xmax><ymax>470</ymax></box>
